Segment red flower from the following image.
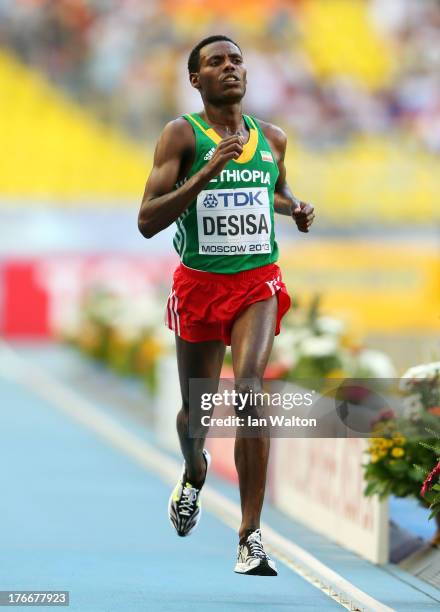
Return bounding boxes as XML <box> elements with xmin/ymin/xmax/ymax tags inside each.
<box><xmin>370</xmin><ymin>409</ymin><xmax>396</xmax><ymax>429</ymax></box>
<box><xmin>421</xmin><ymin>461</ymin><xmax>440</xmax><ymax>497</ymax></box>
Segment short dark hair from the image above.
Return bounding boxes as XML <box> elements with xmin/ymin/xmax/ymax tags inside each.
<box><xmin>187</xmin><ymin>35</ymin><xmax>241</xmax><ymax>74</ymax></box>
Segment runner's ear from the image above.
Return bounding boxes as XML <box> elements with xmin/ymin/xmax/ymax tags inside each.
<box><xmin>190</xmin><ymin>73</ymin><xmax>201</xmax><ymax>90</ymax></box>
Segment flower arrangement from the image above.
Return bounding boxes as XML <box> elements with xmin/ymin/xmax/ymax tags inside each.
<box><xmin>221</xmin><ymin>295</ymin><xmax>395</xmax><ymax>383</ymax></box>
<box><xmin>65</xmin><ymin>286</ymin><xmax>172</xmax><ymax>393</ymax></box>
<box><xmin>67</xmin><ymin>290</ymin><xmax>395</xmax><ymax>399</ymax></box>
<box><xmin>270</xmin><ymin>295</ymin><xmax>396</xmax><ymax>384</ymax></box>
<box><xmin>418</xmin><ymin>428</ymin><xmax>440</xmax><ymax>526</ymax></box>
<box><xmin>363</xmin><ymin>414</ymin><xmax>437</xmax><ymax>499</ymax></box>
<box><xmin>420</xmin><ymin>459</ymin><xmax>440</xmax><ymax>517</ymax></box>
<box><xmin>363</xmin><ymin>361</ymin><xmax>440</xmax><ymax>541</ymax></box>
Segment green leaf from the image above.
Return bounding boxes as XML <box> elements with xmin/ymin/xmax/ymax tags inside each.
<box><xmin>387</xmin><ymin>460</ymin><xmax>408</xmax><ymax>475</ymax></box>
<box><xmin>428</xmin><ymin>506</ymin><xmax>440</xmax><ymax>520</ymax></box>
<box><xmin>394</xmin><ymin>481</ymin><xmax>411</xmax><ymax>497</ymax></box>
<box><xmin>364</xmin><ymin>482</ymin><xmax>379</xmax><ymax>497</ymax></box>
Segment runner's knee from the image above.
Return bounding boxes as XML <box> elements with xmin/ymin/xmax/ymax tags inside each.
<box><xmin>234</xmin><ymin>379</ymin><xmax>264</xmax><ymax>417</ymax></box>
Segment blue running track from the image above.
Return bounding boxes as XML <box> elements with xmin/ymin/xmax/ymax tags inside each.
<box><xmin>2</xmin><ymin>343</ymin><xmax>440</xmax><ymax>612</ymax></box>
<box><xmin>0</xmin><ymin>357</ymin><xmax>342</xmax><ymax>612</ymax></box>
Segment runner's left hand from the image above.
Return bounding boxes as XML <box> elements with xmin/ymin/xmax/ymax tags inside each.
<box><xmin>292</xmin><ymin>201</ymin><xmax>315</xmax><ymax>233</ymax></box>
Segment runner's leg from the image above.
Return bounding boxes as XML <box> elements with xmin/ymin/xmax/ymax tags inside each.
<box><xmin>230</xmin><ymin>295</ymin><xmax>278</xmax><ymax>541</ymax></box>
<box><xmin>175</xmin><ymin>335</ymin><xmax>226</xmax><ymax>487</ymax></box>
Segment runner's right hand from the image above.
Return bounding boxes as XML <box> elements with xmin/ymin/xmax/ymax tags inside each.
<box><xmin>204</xmin><ymin>136</ymin><xmax>243</xmax><ymax>178</ymax></box>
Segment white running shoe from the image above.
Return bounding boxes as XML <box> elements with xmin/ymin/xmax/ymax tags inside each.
<box><xmin>234</xmin><ymin>529</ymin><xmax>278</xmax><ymax>576</ymax></box>
<box><xmin>168</xmin><ymin>449</ymin><xmax>210</xmax><ymax>537</ymax></box>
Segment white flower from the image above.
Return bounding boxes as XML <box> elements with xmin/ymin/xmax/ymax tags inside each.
<box><xmin>273</xmin><ymin>329</ymin><xmax>301</xmax><ymax>366</ymax></box>
<box><xmin>288</xmin><ymin>327</ymin><xmax>313</xmax><ymax>345</ymax></box>
<box><xmin>402</xmin><ymin>362</ymin><xmax>440</xmax><ymax>378</ymax></box>
<box><xmin>356</xmin><ymin>349</ymin><xmax>396</xmax><ymax>378</ymax></box>
<box><xmin>93</xmin><ymin>299</ymin><xmax>120</xmax><ymax>324</ymax></box>
<box><xmin>400</xmin><ymin>361</ymin><xmax>440</xmax><ymax>392</ymax></box>
<box><xmin>315</xmin><ymin>316</ymin><xmax>345</xmax><ymax>336</ymax></box>
<box><xmin>402</xmin><ymin>393</ymin><xmax>423</xmax><ymax>417</ymax></box>
<box><xmin>300</xmin><ymin>335</ymin><xmax>338</xmax><ymax>358</ymax></box>
<box><xmin>112</xmin><ymin>308</ymin><xmax>144</xmax><ymax>341</ymax></box>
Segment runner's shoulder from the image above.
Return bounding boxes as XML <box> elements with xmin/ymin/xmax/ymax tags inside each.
<box><xmin>254</xmin><ymin>119</ymin><xmax>287</xmax><ymax>160</ymax></box>
<box><xmin>159</xmin><ymin>116</ymin><xmax>195</xmax><ymax>156</ymax></box>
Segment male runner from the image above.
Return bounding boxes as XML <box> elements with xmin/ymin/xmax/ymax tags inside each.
<box><xmin>138</xmin><ymin>35</ymin><xmax>315</xmax><ymax>576</ymax></box>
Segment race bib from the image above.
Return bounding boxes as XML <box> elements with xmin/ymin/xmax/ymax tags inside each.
<box><xmin>196</xmin><ymin>187</ymin><xmax>272</xmax><ymax>255</ymax></box>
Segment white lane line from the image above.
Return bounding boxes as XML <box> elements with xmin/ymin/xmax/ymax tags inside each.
<box><xmin>0</xmin><ymin>342</ymin><xmax>395</xmax><ymax>612</ymax></box>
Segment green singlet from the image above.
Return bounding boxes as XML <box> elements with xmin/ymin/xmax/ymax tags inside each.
<box><xmin>173</xmin><ymin>112</ymin><xmax>280</xmax><ymax>274</ymax></box>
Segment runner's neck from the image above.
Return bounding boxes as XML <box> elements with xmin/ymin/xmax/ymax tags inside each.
<box><xmin>201</xmin><ymin>104</ymin><xmax>248</xmax><ymax>141</ymax></box>
<box><xmin>200</xmin><ymin>104</ymin><xmax>249</xmax><ymax>138</ymax></box>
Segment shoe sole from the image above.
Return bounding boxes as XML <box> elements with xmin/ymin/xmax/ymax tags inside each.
<box><xmin>234</xmin><ymin>560</ymin><xmax>278</xmax><ymax>576</ymax></box>
<box><xmin>168</xmin><ymin>449</ymin><xmax>211</xmax><ymax>537</ymax></box>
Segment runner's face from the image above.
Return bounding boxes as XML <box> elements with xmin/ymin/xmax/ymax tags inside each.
<box><xmin>191</xmin><ymin>41</ymin><xmax>247</xmax><ymax>104</ymax></box>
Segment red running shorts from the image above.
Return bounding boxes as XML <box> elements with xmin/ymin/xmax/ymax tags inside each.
<box><xmin>164</xmin><ymin>262</ymin><xmax>291</xmax><ymax>345</ymax></box>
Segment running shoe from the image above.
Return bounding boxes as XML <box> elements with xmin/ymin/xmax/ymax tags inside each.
<box><xmin>168</xmin><ymin>448</ymin><xmax>210</xmax><ymax>537</ymax></box>
<box><xmin>234</xmin><ymin>529</ymin><xmax>278</xmax><ymax>576</ymax></box>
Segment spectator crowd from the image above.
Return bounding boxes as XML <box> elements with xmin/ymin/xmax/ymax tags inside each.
<box><xmin>1</xmin><ymin>0</ymin><xmax>440</xmax><ymax>152</ymax></box>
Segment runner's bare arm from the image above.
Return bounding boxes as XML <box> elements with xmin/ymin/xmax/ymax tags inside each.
<box><xmin>260</xmin><ymin>121</ymin><xmax>315</xmax><ymax>233</ymax></box>
<box><xmin>138</xmin><ymin>118</ymin><xmax>244</xmax><ymax>238</ymax></box>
